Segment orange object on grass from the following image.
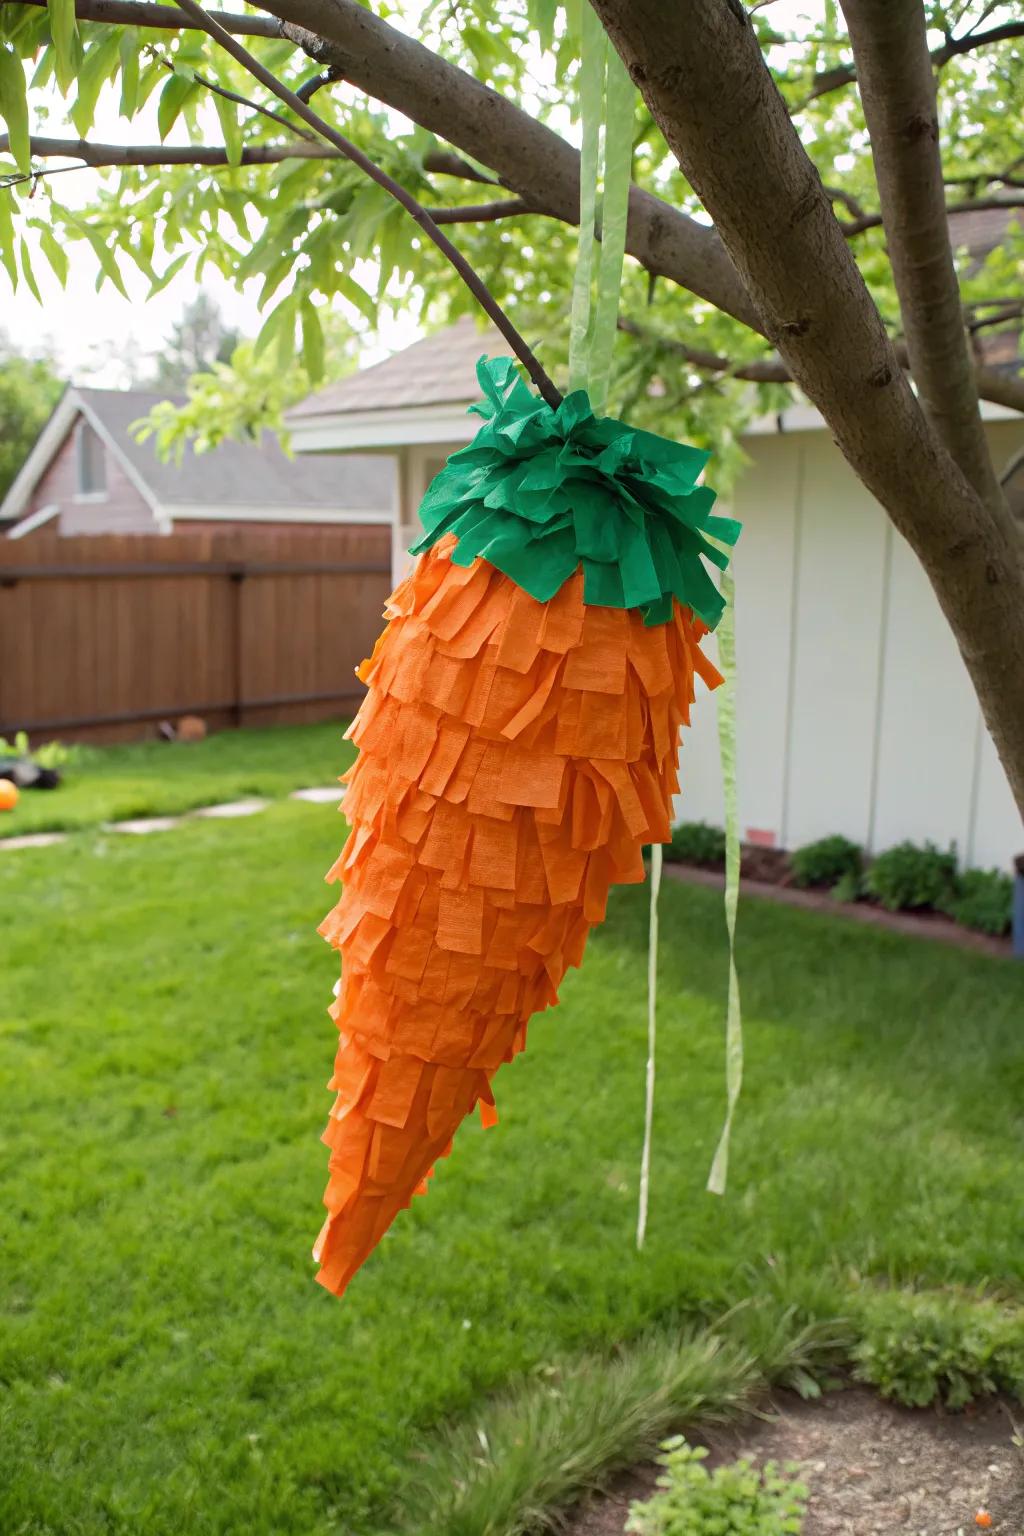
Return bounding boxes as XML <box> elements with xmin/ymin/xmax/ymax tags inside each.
<box><xmin>314</xmin><ymin>534</ymin><xmax>722</xmax><ymax>1296</ymax></box>
<box><xmin>0</xmin><ymin>779</ymin><xmax>19</xmax><ymax>811</ymax></box>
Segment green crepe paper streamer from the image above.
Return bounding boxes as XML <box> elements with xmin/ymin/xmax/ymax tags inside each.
<box><xmin>636</xmin><ymin>839</ymin><xmax>661</xmax><ymax>1250</ymax></box>
<box><xmin>706</xmin><ymin>566</ymin><xmax>743</xmax><ymax>1196</ymax></box>
<box><xmin>568</xmin><ymin>1</ymin><xmax>606</xmax><ymax>395</ymax></box>
<box><xmin>587</xmin><ymin>46</ymin><xmax>634</xmax><ymax>415</ymax></box>
<box><xmin>410</xmin><ymin>357</ymin><xmax>740</xmax><ymax>630</ymax></box>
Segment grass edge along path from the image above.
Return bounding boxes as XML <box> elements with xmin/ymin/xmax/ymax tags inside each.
<box><xmin>404</xmin><ymin>1309</ymin><xmax>849</xmax><ymax>1536</ymax></box>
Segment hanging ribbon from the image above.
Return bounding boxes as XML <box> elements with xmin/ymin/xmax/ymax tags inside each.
<box><xmin>567</xmin><ymin>6</ymin><xmax>632</xmax><ymax>397</ymax></box>
<box><xmin>636</xmin><ymin>841</ymin><xmax>661</xmax><ymax>1248</ymax></box>
<box><xmin>706</xmin><ymin>568</ymin><xmax>742</xmax><ymax>1195</ymax></box>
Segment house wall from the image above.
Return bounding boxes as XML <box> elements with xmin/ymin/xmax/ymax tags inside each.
<box><xmin>25</xmin><ymin>418</ymin><xmax>158</xmax><ymax>536</ymax></box>
<box><xmin>675</xmin><ymin>421</ymin><xmax>1023</xmax><ymax>871</ymax></box>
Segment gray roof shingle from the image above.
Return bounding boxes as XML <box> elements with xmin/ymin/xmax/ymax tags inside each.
<box><xmin>79</xmin><ymin>388</ymin><xmax>394</xmax><ymax>509</ymax></box>
<box><xmin>288</xmin><ymin>317</ymin><xmax>506</xmax><ymax>419</ymax></box>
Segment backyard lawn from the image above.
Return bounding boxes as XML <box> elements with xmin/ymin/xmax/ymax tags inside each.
<box><xmin>0</xmin><ymin>720</ymin><xmax>352</xmax><ymax>837</ymax></box>
<box><xmin>2</xmin><ymin>724</ymin><xmax>1023</xmax><ymax>1536</ymax></box>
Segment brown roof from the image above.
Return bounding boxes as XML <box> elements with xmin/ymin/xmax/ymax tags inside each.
<box><xmin>289</xmin><ymin>316</ymin><xmax>505</xmax><ymax>419</ymax></box>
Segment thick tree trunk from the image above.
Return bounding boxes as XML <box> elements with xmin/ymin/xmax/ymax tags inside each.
<box><xmin>591</xmin><ymin>0</ymin><xmax>1024</xmax><ymax>824</ymax></box>
<box><xmin>840</xmin><ymin>0</ymin><xmax>1006</xmax><ymax>517</ymax></box>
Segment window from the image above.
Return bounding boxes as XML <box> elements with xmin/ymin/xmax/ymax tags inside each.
<box><xmin>75</xmin><ymin>421</ymin><xmax>106</xmax><ymax>496</ymax></box>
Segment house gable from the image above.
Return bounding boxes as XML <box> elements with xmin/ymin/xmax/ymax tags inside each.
<box><xmin>3</xmin><ymin>390</ymin><xmax>161</xmax><ymax>537</ymax></box>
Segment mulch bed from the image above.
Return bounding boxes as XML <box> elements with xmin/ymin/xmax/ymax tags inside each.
<box><xmin>564</xmin><ymin>1388</ymin><xmax>1024</xmax><ymax>1535</ymax></box>
<box><xmin>664</xmin><ymin>854</ymin><xmax>1013</xmax><ymax>958</ymax></box>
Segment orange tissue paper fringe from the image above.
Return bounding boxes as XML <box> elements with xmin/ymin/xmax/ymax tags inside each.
<box><xmin>314</xmin><ymin>532</ymin><xmax>722</xmax><ymax>1297</ymax></box>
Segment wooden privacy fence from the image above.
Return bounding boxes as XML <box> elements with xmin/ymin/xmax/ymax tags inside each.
<box><xmin>0</xmin><ymin>528</ymin><xmax>392</xmax><ymax>743</ymax></box>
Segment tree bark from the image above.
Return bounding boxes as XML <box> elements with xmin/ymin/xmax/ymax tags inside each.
<box><xmin>840</xmin><ymin>0</ymin><xmax>1007</xmax><ymax>518</ymax></box>
<box><xmin>591</xmin><ymin>0</ymin><xmax>1024</xmax><ymax>822</ymax></box>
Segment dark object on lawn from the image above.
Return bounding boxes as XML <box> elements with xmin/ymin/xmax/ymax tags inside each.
<box><xmin>1013</xmin><ymin>854</ymin><xmax>1024</xmax><ymax>959</ymax></box>
<box><xmin>0</xmin><ymin>757</ymin><xmax>61</xmax><ymax>790</ymax></box>
<box><xmin>158</xmin><ymin>715</ymin><xmax>208</xmax><ymax>743</ymax></box>
<box><xmin>791</xmin><ymin>834</ymin><xmax>863</xmax><ymax>890</ymax></box>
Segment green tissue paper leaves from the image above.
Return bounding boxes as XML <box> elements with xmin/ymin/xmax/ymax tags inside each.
<box><xmin>410</xmin><ymin>357</ymin><xmax>740</xmax><ymax>629</ymax></box>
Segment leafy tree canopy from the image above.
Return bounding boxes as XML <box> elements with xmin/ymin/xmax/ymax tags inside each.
<box><xmin>0</xmin><ymin>330</ymin><xmax>61</xmax><ymax>500</ymax></box>
<box><xmin>0</xmin><ymin>0</ymin><xmax>1020</xmax><ymax>482</ymax></box>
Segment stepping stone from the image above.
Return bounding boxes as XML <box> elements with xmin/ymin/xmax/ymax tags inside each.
<box><xmin>191</xmin><ymin>798</ymin><xmax>268</xmax><ymax>819</ymax></box>
<box><xmin>109</xmin><ymin>816</ymin><xmax>181</xmax><ymax>835</ymax></box>
<box><xmin>290</xmin><ymin>786</ymin><xmax>346</xmax><ymax>804</ymax></box>
<box><xmin>0</xmin><ymin>831</ymin><xmax>69</xmax><ymax>851</ymax></box>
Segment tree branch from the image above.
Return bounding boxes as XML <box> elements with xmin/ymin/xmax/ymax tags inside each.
<box><xmin>423</xmin><ymin>150</ymin><xmax>500</xmax><ymax>186</ymax></box>
<box><xmin>616</xmin><ymin>317</ymin><xmax>791</xmax><ymax>382</ymax></box>
<box><xmin>804</xmin><ymin>18</ymin><xmax>1024</xmax><ymax>102</ymax></box>
<box><xmin>0</xmin><ymin>132</ymin><xmax>337</xmax><ymax>167</ymax></box>
<box><xmin>10</xmin><ymin>0</ymin><xmax>283</xmax><ymax>32</ymax></box>
<box><xmin>428</xmin><ymin>198</ymin><xmax>534</xmax><ymax>224</ymax></box>
<box><xmin>836</xmin><ymin>193</ymin><xmax>1024</xmax><ymax>238</ymax></box>
<box><xmin>295</xmin><ymin>64</ymin><xmax>343</xmax><ymax>102</ymax></box>
<box><xmin>839</xmin><ymin>0</ymin><xmax>1005</xmax><ymax>515</ymax></box>
<box><xmin>617</xmin><ymin>316</ymin><xmax>1024</xmax><ymax>414</ymax></box>
<box><xmin>591</xmin><ymin>0</ymin><xmax>1024</xmax><ymax>820</ymax></box>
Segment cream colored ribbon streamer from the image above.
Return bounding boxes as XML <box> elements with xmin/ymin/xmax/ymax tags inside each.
<box><xmin>706</xmin><ymin>568</ymin><xmax>742</xmax><ymax>1195</ymax></box>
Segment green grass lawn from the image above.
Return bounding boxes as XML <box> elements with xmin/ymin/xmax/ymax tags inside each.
<box><xmin>2</xmin><ymin>760</ymin><xmax>1023</xmax><ymax>1535</ymax></box>
<box><xmin>0</xmin><ymin>720</ymin><xmax>352</xmax><ymax>837</ymax></box>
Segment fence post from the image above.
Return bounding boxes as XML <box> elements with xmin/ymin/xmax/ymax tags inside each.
<box><xmin>229</xmin><ymin>566</ymin><xmax>246</xmax><ymax>729</ymax></box>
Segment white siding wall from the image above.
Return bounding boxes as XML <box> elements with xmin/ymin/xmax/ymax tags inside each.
<box><xmin>677</xmin><ymin>422</ymin><xmax>1024</xmax><ymax>870</ymax></box>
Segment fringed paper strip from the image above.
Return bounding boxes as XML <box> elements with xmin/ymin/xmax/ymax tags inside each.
<box><xmin>411</xmin><ymin>358</ymin><xmax>740</xmax><ymax>628</ymax></box>
<box><xmin>314</xmin><ymin>532</ymin><xmax>723</xmax><ymax>1296</ymax></box>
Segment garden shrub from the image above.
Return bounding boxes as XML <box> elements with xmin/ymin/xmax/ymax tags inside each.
<box><xmin>854</xmin><ymin>1290</ymin><xmax>1024</xmax><ymax>1410</ymax></box>
<box><xmin>864</xmin><ymin>840</ymin><xmax>958</xmax><ymax>911</ymax></box>
<box><xmin>790</xmin><ymin>835</ymin><xmax>862</xmax><ymax>890</ymax></box>
<box><xmin>830</xmin><ymin>869</ymin><xmax>862</xmax><ymax>904</ymax></box>
<box><xmin>626</xmin><ymin>1437</ymin><xmax>807</xmax><ymax>1536</ymax></box>
<box><xmin>667</xmin><ymin>821</ymin><xmax>726</xmax><ymax>868</ymax></box>
<box><xmin>943</xmin><ymin>868</ymin><xmax>1013</xmax><ymax>937</ymax></box>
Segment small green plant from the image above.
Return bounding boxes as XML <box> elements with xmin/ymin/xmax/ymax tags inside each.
<box><xmin>668</xmin><ymin>821</ymin><xmax>726</xmax><ymax>867</ymax></box>
<box><xmin>790</xmin><ymin>835</ymin><xmax>863</xmax><ymax>890</ymax></box>
<box><xmin>830</xmin><ymin>869</ymin><xmax>863</xmax><ymax>904</ymax></box>
<box><xmin>864</xmin><ymin>840</ymin><xmax>958</xmax><ymax>911</ymax></box>
<box><xmin>626</xmin><ymin>1437</ymin><xmax>807</xmax><ymax>1536</ymax></box>
<box><xmin>0</xmin><ymin>732</ymin><xmax>75</xmax><ymax>770</ymax></box>
<box><xmin>854</xmin><ymin>1290</ymin><xmax>1024</xmax><ymax>1410</ymax></box>
<box><xmin>943</xmin><ymin>867</ymin><xmax>1013</xmax><ymax>937</ymax></box>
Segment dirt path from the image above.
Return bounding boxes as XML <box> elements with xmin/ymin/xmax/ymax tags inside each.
<box><xmin>565</xmin><ymin>1389</ymin><xmax>1024</xmax><ymax>1535</ymax></box>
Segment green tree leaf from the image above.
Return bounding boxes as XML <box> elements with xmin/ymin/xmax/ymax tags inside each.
<box><xmin>18</xmin><ymin>234</ymin><xmax>41</xmax><ymax>301</ymax></box>
<box><xmin>0</xmin><ymin>183</ymin><xmax>18</xmax><ymax>286</ymax></box>
<box><xmin>71</xmin><ymin>25</ymin><xmax>123</xmax><ymax>138</ymax></box>
<box><xmin>213</xmin><ymin>89</ymin><xmax>243</xmax><ymax>168</ymax></box>
<box><xmin>157</xmin><ymin>71</ymin><xmax>198</xmax><ymax>143</ymax></box>
<box><xmin>34</xmin><ymin>219</ymin><xmax>68</xmax><ymax>286</ymax></box>
<box><xmin>300</xmin><ymin>295</ymin><xmax>325</xmax><ymax>384</ymax></box>
<box><xmin>0</xmin><ymin>42</ymin><xmax>30</xmax><ymax>175</ymax></box>
<box><xmin>47</xmin><ymin>0</ymin><xmax>79</xmax><ymax>96</ymax></box>
<box><xmin>64</xmin><ymin>211</ymin><xmax>130</xmax><ymax>298</ymax></box>
<box><xmin>118</xmin><ymin>27</ymin><xmax>140</xmax><ymax>118</ymax></box>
